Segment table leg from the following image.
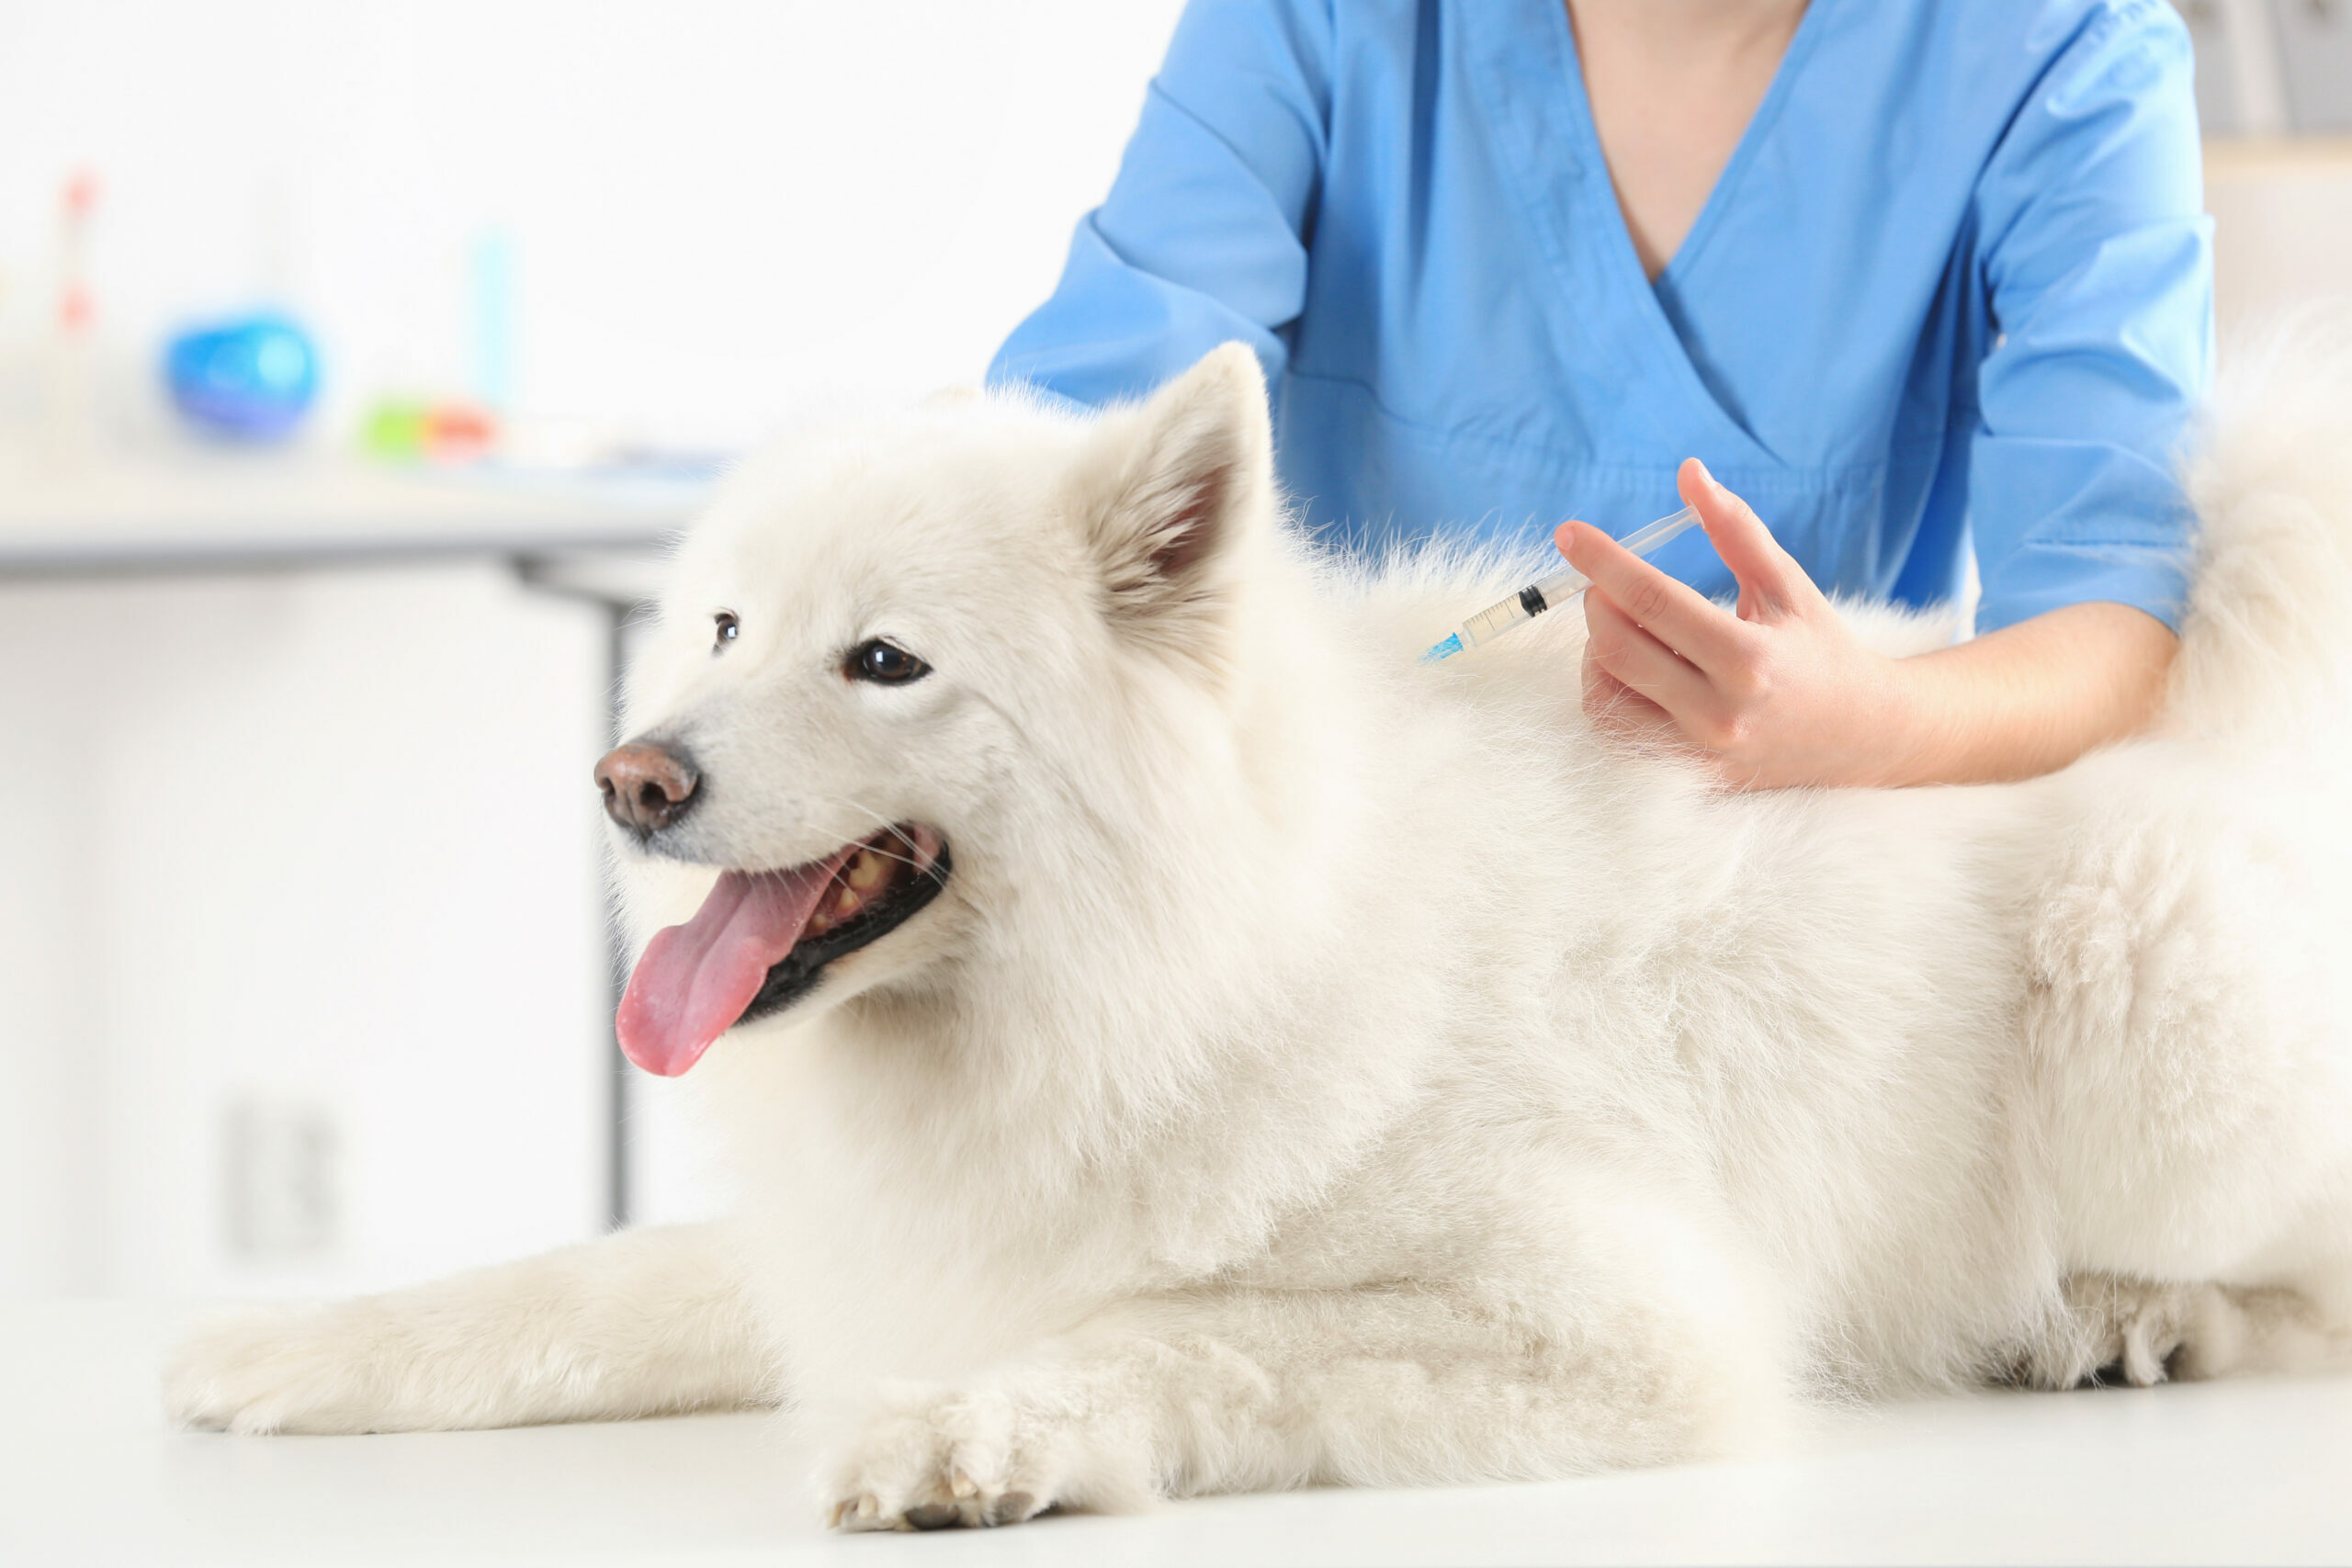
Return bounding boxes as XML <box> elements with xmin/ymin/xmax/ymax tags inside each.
<box><xmin>511</xmin><ymin>551</ymin><xmax>661</xmax><ymax>1235</ymax></box>
<box><xmin>602</xmin><ymin>598</ymin><xmax>632</xmax><ymax>1233</ymax></box>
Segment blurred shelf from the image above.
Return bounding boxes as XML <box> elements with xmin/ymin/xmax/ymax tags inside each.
<box><xmin>0</xmin><ymin>453</ymin><xmax>708</xmax><ymax>580</ymax></box>
<box><xmin>2205</xmin><ymin>134</ymin><xmax>2352</xmax><ymax>174</ymax></box>
<box><xmin>2203</xmin><ymin>137</ymin><xmax>2352</xmax><ymax>332</ymax></box>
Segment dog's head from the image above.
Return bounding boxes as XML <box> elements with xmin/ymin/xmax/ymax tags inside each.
<box><xmin>601</xmin><ymin>344</ymin><xmax>1281</xmax><ymax>1075</ymax></box>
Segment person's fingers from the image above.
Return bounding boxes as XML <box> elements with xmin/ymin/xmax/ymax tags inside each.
<box><xmin>1583</xmin><ymin>587</ymin><xmax>1718</xmax><ymax>725</ymax></box>
<box><xmin>1679</xmin><ymin>458</ymin><xmax>1809</xmax><ymax>619</ymax></box>
<box><xmin>1582</xmin><ymin>660</ymin><xmax>1675</xmax><ymax>736</ymax></box>
<box><xmin>1555</xmin><ymin>520</ymin><xmax>1747</xmax><ymax>672</ymax></box>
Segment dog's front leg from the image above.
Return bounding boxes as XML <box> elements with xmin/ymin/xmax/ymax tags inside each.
<box><xmin>165</xmin><ymin>1222</ymin><xmax>776</xmax><ymax>1434</ymax></box>
<box><xmin>820</xmin><ymin>1269</ymin><xmax>1785</xmax><ymax>1530</ymax></box>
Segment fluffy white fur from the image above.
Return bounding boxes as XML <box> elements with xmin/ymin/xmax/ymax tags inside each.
<box><xmin>168</xmin><ymin>323</ymin><xmax>2352</xmax><ymax>1531</ymax></box>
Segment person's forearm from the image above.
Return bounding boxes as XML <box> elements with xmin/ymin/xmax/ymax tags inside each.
<box><xmin>1882</xmin><ymin>602</ymin><xmax>2178</xmax><ymax>786</ymax></box>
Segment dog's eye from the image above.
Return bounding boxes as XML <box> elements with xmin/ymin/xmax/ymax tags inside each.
<box><xmin>713</xmin><ymin>612</ymin><xmax>740</xmax><ymax>653</ymax></box>
<box><xmin>847</xmin><ymin>639</ymin><xmax>929</xmax><ymax>685</ymax></box>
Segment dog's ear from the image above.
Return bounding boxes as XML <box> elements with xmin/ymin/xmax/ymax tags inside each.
<box><xmin>1076</xmin><ymin>344</ymin><xmax>1274</xmax><ymax>671</ymax></box>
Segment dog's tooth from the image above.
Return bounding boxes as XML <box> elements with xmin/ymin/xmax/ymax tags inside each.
<box><xmin>848</xmin><ymin>852</ymin><xmax>881</xmax><ymax>890</ymax></box>
<box><xmin>836</xmin><ymin>886</ymin><xmax>858</xmax><ymax>912</ymax></box>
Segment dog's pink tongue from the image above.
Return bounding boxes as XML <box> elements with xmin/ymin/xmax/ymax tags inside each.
<box><xmin>616</xmin><ymin>861</ymin><xmax>843</xmax><ymax>1077</ymax></box>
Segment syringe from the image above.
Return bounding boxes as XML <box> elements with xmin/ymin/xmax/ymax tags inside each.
<box><xmin>1421</xmin><ymin>503</ymin><xmax>1702</xmax><ymax>661</ymax></box>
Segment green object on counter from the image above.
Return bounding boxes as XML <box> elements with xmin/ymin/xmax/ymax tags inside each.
<box><xmin>361</xmin><ymin>400</ymin><xmax>431</xmax><ymax>460</ymax></box>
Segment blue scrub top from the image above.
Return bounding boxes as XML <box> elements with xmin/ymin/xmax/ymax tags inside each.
<box><xmin>989</xmin><ymin>0</ymin><xmax>2212</xmax><ymax>632</ymax></box>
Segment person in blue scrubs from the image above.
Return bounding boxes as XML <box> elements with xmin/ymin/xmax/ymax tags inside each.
<box><xmin>989</xmin><ymin>0</ymin><xmax>2209</xmax><ymax>788</ymax></box>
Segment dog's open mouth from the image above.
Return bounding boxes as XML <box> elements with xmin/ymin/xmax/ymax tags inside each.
<box><xmin>616</xmin><ymin>825</ymin><xmax>950</xmax><ymax>1077</ymax></box>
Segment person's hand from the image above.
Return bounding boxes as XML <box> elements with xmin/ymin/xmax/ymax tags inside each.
<box><xmin>1555</xmin><ymin>457</ymin><xmax>1917</xmax><ymax>789</ymax></box>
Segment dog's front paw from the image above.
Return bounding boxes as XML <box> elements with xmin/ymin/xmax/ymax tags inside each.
<box><xmin>820</xmin><ymin>1378</ymin><xmax>1156</xmax><ymax>1532</ymax></box>
<box><xmin>164</xmin><ymin>1302</ymin><xmax>412</xmax><ymax>1435</ymax></box>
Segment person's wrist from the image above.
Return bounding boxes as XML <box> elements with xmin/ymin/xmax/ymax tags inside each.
<box><xmin>1865</xmin><ymin>653</ymin><xmax>1949</xmax><ymax>788</ymax></box>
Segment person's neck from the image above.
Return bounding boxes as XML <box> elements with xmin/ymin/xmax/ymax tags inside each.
<box><xmin>1566</xmin><ymin>0</ymin><xmax>1809</xmax><ymax>280</ymax></box>
<box><xmin>1566</xmin><ymin>0</ymin><xmax>1807</xmax><ymax>68</ymax></box>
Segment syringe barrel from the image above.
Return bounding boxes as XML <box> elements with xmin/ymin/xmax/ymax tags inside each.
<box><xmin>1457</xmin><ymin>595</ymin><xmax>1530</xmax><ymax>648</ymax></box>
<box><xmin>1458</xmin><ymin>566</ymin><xmax>1590</xmax><ymax>648</ymax></box>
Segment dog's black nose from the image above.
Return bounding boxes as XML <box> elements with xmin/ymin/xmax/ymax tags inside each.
<box><xmin>595</xmin><ymin>740</ymin><xmax>699</xmax><ymax>833</ymax></box>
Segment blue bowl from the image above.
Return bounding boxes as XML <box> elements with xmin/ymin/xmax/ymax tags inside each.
<box><xmin>164</xmin><ymin>314</ymin><xmax>321</xmax><ymax>441</ymax></box>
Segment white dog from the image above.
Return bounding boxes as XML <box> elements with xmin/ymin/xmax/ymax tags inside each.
<box><xmin>169</xmin><ymin>331</ymin><xmax>2352</xmax><ymax>1530</ymax></box>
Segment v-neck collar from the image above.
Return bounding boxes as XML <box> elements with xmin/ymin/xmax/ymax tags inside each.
<box><xmin>1556</xmin><ymin>0</ymin><xmax>1826</xmax><ymax>292</ymax></box>
<box><xmin>1469</xmin><ymin>0</ymin><xmax>1829</xmax><ymax>468</ymax></box>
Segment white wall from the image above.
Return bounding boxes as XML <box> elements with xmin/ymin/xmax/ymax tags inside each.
<box><xmin>0</xmin><ymin>569</ymin><xmax>611</xmax><ymax>1297</ymax></box>
<box><xmin>0</xmin><ymin>0</ymin><xmax>1186</xmax><ymax>1298</ymax></box>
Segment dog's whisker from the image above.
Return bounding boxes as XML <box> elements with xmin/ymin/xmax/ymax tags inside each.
<box><xmin>825</xmin><ymin>797</ymin><xmax>947</xmax><ymax>883</ymax></box>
